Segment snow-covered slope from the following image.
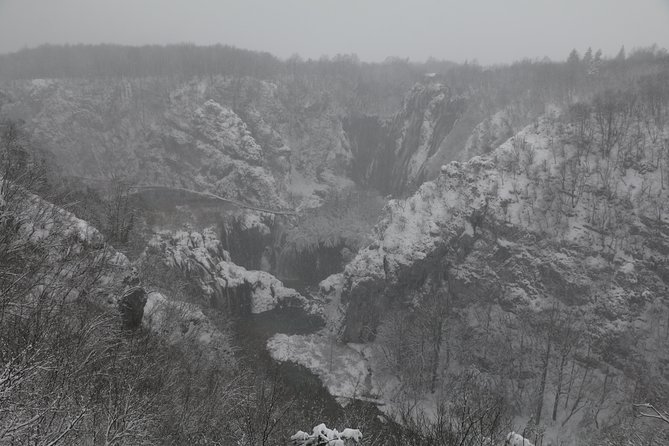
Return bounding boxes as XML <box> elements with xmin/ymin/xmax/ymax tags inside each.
<box><xmin>143</xmin><ymin>291</ymin><xmax>235</xmax><ymax>361</ymax></box>
<box><xmin>342</xmin><ymin>114</ymin><xmax>669</xmax><ymax>341</ymax></box>
<box><xmin>0</xmin><ymin>182</ymin><xmax>132</xmax><ymax>309</ymax></box>
<box><xmin>272</xmin><ymin>111</ymin><xmax>669</xmax><ymax>443</ymax></box>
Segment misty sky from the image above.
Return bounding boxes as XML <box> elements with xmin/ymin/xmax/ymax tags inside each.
<box><xmin>1</xmin><ymin>0</ymin><xmax>668</xmax><ymax>64</ymax></box>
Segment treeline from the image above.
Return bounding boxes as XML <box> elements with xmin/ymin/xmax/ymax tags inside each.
<box><xmin>1</xmin><ymin>43</ymin><xmax>666</xmax><ymax>98</ymax></box>
<box><xmin>1</xmin><ymin>43</ymin><xmax>667</xmax><ymax>130</ymax></box>
<box><xmin>443</xmin><ymin>45</ymin><xmax>669</xmax><ymax>116</ymax></box>
<box><xmin>0</xmin><ymin>43</ymin><xmax>285</xmax><ymax>80</ymax></box>
<box><xmin>0</xmin><ymin>44</ymin><xmax>436</xmax><ymax>82</ymax></box>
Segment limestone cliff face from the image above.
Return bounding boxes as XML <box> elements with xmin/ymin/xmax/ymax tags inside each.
<box><xmin>147</xmin><ymin>227</ymin><xmax>308</xmax><ymax>314</ymax></box>
<box><xmin>344</xmin><ymin>82</ymin><xmax>467</xmax><ymax>194</ymax></box>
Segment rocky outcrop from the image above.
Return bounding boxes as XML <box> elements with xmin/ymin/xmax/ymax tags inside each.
<box><xmin>148</xmin><ymin>227</ymin><xmax>309</xmax><ymax>314</ymax></box>
<box><xmin>163</xmin><ymin>96</ymin><xmax>285</xmax><ymax>206</ymax></box>
<box><xmin>142</xmin><ymin>291</ymin><xmax>236</xmax><ymax>362</ymax></box>
<box><xmin>220</xmin><ymin>212</ymin><xmax>278</xmax><ymax>272</ymax></box>
<box><xmin>344</xmin><ymin>82</ymin><xmax>467</xmax><ymax>194</ymax></box>
<box><xmin>462</xmin><ymin>109</ymin><xmax>515</xmax><ymax>159</ymax></box>
<box><xmin>119</xmin><ymin>286</ymin><xmax>147</xmax><ymax>328</ymax></box>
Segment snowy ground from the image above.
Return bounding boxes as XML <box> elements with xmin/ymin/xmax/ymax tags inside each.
<box><xmin>268</xmin><ymin>333</ymin><xmax>374</xmax><ymax>402</ymax></box>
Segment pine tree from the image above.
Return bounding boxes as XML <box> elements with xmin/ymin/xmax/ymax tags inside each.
<box><xmin>616</xmin><ymin>45</ymin><xmax>626</xmax><ymax>61</ymax></box>
<box><xmin>583</xmin><ymin>47</ymin><xmax>593</xmax><ymax>65</ymax></box>
<box><xmin>588</xmin><ymin>49</ymin><xmax>603</xmax><ymax>75</ymax></box>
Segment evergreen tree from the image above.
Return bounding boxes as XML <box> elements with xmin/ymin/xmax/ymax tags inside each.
<box><xmin>583</xmin><ymin>47</ymin><xmax>593</xmax><ymax>65</ymax></box>
<box><xmin>616</xmin><ymin>45</ymin><xmax>626</xmax><ymax>61</ymax></box>
<box><xmin>588</xmin><ymin>49</ymin><xmax>603</xmax><ymax>75</ymax></box>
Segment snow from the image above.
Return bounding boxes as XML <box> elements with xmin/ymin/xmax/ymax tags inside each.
<box><xmin>143</xmin><ymin>292</ymin><xmax>229</xmax><ymax>349</ymax></box>
<box><xmin>319</xmin><ymin>273</ymin><xmax>344</xmax><ymax>296</ymax></box>
<box><xmin>619</xmin><ymin>261</ymin><xmax>635</xmax><ymax>275</ymax></box>
<box><xmin>150</xmin><ymin>228</ymin><xmax>308</xmax><ymax>314</ymax></box>
<box><xmin>215</xmin><ymin>262</ymin><xmax>304</xmax><ymax>313</ymax></box>
<box><xmin>340</xmin><ymin>429</ymin><xmax>363</xmax><ymax>441</ymax></box>
<box><xmin>505</xmin><ymin>432</ymin><xmax>534</xmax><ymax>446</ymax></box>
<box><xmin>290</xmin><ymin>424</ymin><xmax>362</xmax><ymax>445</ymax></box>
<box><xmin>276</xmin><ymin>110</ymin><xmax>669</xmax><ymax>439</ymax></box>
<box><xmin>268</xmin><ymin>333</ymin><xmax>373</xmax><ymax>400</ymax></box>
<box><xmin>239</xmin><ymin>212</ymin><xmax>271</xmax><ymax>235</ymax></box>
<box><xmin>193</xmin><ymin>99</ymin><xmax>264</xmax><ymax>163</ymax></box>
<box><xmin>108</xmin><ymin>251</ymin><xmax>130</xmax><ymax>267</ymax></box>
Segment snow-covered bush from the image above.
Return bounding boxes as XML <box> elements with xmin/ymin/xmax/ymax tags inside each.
<box><xmin>290</xmin><ymin>424</ymin><xmax>362</xmax><ymax>446</ymax></box>
<box><xmin>505</xmin><ymin>431</ymin><xmax>534</xmax><ymax>446</ymax></box>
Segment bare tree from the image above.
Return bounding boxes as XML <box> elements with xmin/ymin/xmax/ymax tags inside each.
<box><xmin>592</xmin><ymin>90</ymin><xmax>634</xmax><ymax>157</ymax></box>
<box><xmin>104</xmin><ymin>175</ymin><xmax>135</xmax><ymax>246</ymax></box>
<box><xmin>633</xmin><ymin>404</ymin><xmax>669</xmax><ymax>425</ymax></box>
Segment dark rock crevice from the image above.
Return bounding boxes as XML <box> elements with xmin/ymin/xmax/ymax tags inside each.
<box><xmin>343</xmin><ymin>83</ymin><xmax>468</xmax><ymax>195</ymax></box>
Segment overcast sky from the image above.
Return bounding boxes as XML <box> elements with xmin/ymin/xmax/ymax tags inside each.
<box><xmin>0</xmin><ymin>0</ymin><xmax>668</xmax><ymax>64</ymax></box>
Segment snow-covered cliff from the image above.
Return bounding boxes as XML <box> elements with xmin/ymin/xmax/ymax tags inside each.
<box><xmin>345</xmin><ymin>81</ymin><xmax>467</xmax><ymax>194</ymax></box>
<box><xmin>147</xmin><ymin>227</ymin><xmax>309</xmax><ymax>314</ymax></box>
<box><xmin>0</xmin><ymin>76</ymin><xmax>476</xmax><ymax>204</ymax></box>
<box><xmin>272</xmin><ymin>110</ymin><xmax>669</xmax><ymax>443</ymax></box>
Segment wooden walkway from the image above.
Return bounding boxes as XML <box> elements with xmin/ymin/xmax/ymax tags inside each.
<box><xmin>130</xmin><ymin>185</ymin><xmax>298</xmax><ymax>216</ymax></box>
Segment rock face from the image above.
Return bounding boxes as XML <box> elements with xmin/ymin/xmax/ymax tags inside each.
<box><xmin>220</xmin><ymin>212</ymin><xmax>278</xmax><ymax>272</ymax></box>
<box><xmin>117</xmin><ymin>266</ymin><xmax>147</xmax><ymax>329</ymax></box>
<box><xmin>148</xmin><ymin>227</ymin><xmax>308</xmax><ymax>314</ymax></box>
<box><xmin>344</xmin><ymin>82</ymin><xmax>467</xmax><ymax>194</ymax></box>
<box><xmin>119</xmin><ymin>284</ymin><xmax>147</xmax><ymax>329</ymax></box>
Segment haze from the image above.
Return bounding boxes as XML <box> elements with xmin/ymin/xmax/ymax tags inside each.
<box><xmin>0</xmin><ymin>0</ymin><xmax>668</xmax><ymax>63</ymax></box>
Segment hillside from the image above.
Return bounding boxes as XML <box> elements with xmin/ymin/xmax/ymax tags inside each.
<box><xmin>270</xmin><ymin>86</ymin><xmax>669</xmax><ymax>444</ymax></box>
<box><xmin>0</xmin><ymin>141</ymin><xmax>374</xmax><ymax>444</ymax></box>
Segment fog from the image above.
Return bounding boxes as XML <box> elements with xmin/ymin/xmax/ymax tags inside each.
<box><xmin>1</xmin><ymin>0</ymin><xmax>668</xmax><ymax>63</ymax></box>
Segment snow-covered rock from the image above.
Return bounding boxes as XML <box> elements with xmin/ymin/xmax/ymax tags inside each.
<box><xmin>346</xmin><ymin>82</ymin><xmax>467</xmax><ymax>194</ymax></box>
<box><xmin>268</xmin><ymin>333</ymin><xmax>373</xmax><ymax>400</ymax></box>
<box><xmin>149</xmin><ymin>228</ymin><xmax>308</xmax><ymax>314</ymax></box>
<box><xmin>142</xmin><ymin>291</ymin><xmax>235</xmax><ymax>360</ymax></box>
<box><xmin>192</xmin><ymin>99</ymin><xmax>264</xmax><ymax>164</ymax></box>
<box><xmin>505</xmin><ymin>432</ymin><xmax>534</xmax><ymax>446</ymax></box>
<box><xmin>290</xmin><ymin>423</ymin><xmax>362</xmax><ymax>445</ymax></box>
